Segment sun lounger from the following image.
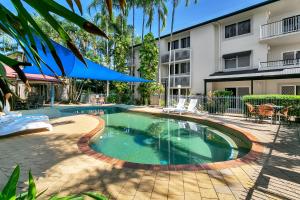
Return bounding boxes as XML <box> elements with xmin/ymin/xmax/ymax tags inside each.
<box><xmin>163</xmin><ymin>98</ymin><xmax>186</xmax><ymax>113</ymax></box>
<box><xmin>0</xmin><ymin>115</ymin><xmax>52</xmax><ymax>136</ymax></box>
<box><xmin>174</xmin><ymin>99</ymin><xmax>198</xmax><ymax>115</ymax></box>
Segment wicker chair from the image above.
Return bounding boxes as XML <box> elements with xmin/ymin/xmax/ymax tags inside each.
<box><xmin>245</xmin><ymin>103</ymin><xmax>257</xmax><ymax>121</ymax></box>
<box><xmin>258</xmin><ymin>104</ymin><xmax>275</xmax><ymax>124</ymax></box>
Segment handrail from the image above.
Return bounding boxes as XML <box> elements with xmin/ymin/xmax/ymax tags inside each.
<box><xmin>260</xmin><ymin>15</ymin><xmax>300</xmax><ymax>39</ymax></box>
<box><xmin>259</xmin><ymin>59</ymin><xmax>300</xmax><ymax>70</ymax></box>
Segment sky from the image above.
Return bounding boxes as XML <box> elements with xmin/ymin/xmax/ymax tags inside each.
<box><xmin>1</xmin><ymin>0</ymin><xmax>268</xmax><ymax>38</ymax></box>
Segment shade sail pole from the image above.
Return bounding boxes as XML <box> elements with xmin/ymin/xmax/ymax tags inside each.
<box><xmin>106</xmin><ymin>81</ymin><xmax>110</xmax><ymax>97</ymax></box>
<box><xmin>50</xmin><ymin>83</ymin><xmax>54</xmax><ymax>107</ymax></box>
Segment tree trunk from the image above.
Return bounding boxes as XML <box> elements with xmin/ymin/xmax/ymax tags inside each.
<box><xmin>158</xmin><ymin>4</ymin><xmax>161</xmax><ymax>83</ymax></box>
<box><xmin>167</xmin><ymin>0</ymin><xmax>176</xmax><ymax>107</ymax></box>
<box><xmin>142</xmin><ymin>6</ymin><xmax>145</xmax><ymax>42</ymax></box>
<box><xmin>131</xmin><ymin>2</ymin><xmax>135</xmax><ymax>92</ymax></box>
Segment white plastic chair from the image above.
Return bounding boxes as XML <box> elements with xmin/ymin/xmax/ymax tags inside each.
<box><xmin>163</xmin><ymin>98</ymin><xmax>186</xmax><ymax>113</ymax></box>
<box><xmin>175</xmin><ymin>99</ymin><xmax>198</xmax><ymax>115</ymax></box>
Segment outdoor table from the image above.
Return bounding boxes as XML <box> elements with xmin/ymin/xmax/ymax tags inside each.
<box><xmin>255</xmin><ymin>105</ymin><xmax>284</xmax><ymax>124</ymax></box>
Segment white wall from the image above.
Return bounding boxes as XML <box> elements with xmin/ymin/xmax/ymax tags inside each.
<box><xmin>268</xmin><ymin>43</ymin><xmax>300</xmax><ymax>61</ymax></box>
<box><xmin>219</xmin><ymin>11</ymin><xmax>269</xmax><ymax>69</ymax></box>
<box><xmin>190</xmin><ymin>24</ymin><xmax>217</xmax><ymax>94</ymax></box>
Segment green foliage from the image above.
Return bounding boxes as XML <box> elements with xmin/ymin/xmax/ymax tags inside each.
<box><xmin>243</xmin><ymin>95</ymin><xmax>300</xmax><ymax>117</ymax></box>
<box><xmin>112</xmin><ymin>34</ymin><xmax>131</xmax><ymax>100</ymax></box>
<box><xmin>206</xmin><ymin>90</ymin><xmax>232</xmax><ymax>114</ymax></box>
<box><xmin>1</xmin><ymin>165</ymin><xmax>108</xmax><ymax>200</ymax></box>
<box><xmin>107</xmin><ymin>93</ymin><xmax>119</xmax><ymax>103</ymax></box>
<box><xmin>213</xmin><ymin>90</ymin><xmax>233</xmax><ymax>97</ymax></box>
<box><xmin>138</xmin><ymin>33</ymin><xmax>162</xmax><ymax>105</ymax></box>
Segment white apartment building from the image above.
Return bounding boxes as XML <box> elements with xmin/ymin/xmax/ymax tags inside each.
<box><xmin>132</xmin><ymin>0</ymin><xmax>300</xmax><ymax>97</ymax></box>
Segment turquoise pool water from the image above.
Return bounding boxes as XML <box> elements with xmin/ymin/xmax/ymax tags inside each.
<box><xmin>64</xmin><ymin>107</ymin><xmax>250</xmax><ymax>165</ymax></box>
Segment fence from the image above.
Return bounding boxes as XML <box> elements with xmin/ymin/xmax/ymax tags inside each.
<box><xmin>165</xmin><ymin>95</ymin><xmax>300</xmax><ymax>117</ymax></box>
<box><xmin>168</xmin><ymin>95</ymin><xmax>245</xmax><ymax>115</ymax></box>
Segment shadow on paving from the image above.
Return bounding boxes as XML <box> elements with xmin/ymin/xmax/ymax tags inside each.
<box><xmin>0</xmin><ymin>118</ymin><xmax>156</xmax><ymax>199</ymax></box>
<box><xmin>245</xmin><ymin>124</ymin><xmax>300</xmax><ymax>200</ymax></box>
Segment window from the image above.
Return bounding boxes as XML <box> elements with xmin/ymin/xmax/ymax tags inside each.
<box><xmin>281</xmin><ymin>85</ymin><xmax>300</xmax><ymax>95</ymax></box>
<box><xmin>180</xmin><ymin>62</ymin><xmax>190</xmax><ymax>74</ymax></box>
<box><xmin>223</xmin><ymin>51</ymin><xmax>251</xmax><ymax>69</ymax></box>
<box><xmin>238</xmin><ymin>20</ymin><xmax>251</xmax><ymax>35</ymax></box>
<box><xmin>170</xmin><ymin>64</ymin><xmax>179</xmax><ymax>75</ymax></box>
<box><xmin>181</xmin><ymin>37</ymin><xmax>190</xmax><ymax>48</ymax></box>
<box><xmin>225</xmin><ymin>24</ymin><xmax>237</xmax><ymax>38</ymax></box>
<box><xmin>168</xmin><ymin>40</ymin><xmax>179</xmax><ymax>51</ymax></box>
<box><xmin>175</xmin><ymin>64</ymin><xmax>180</xmax><ymax>74</ymax></box>
<box><xmin>283</xmin><ymin>15</ymin><xmax>300</xmax><ymax>33</ymax></box>
<box><xmin>225</xmin><ymin>19</ymin><xmax>251</xmax><ymax>38</ymax></box>
<box><xmin>283</xmin><ymin>51</ymin><xmax>300</xmax><ymax>65</ymax></box>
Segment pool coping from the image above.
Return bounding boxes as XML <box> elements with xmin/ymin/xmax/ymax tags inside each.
<box><xmin>77</xmin><ymin>110</ymin><xmax>264</xmax><ymax>171</ymax></box>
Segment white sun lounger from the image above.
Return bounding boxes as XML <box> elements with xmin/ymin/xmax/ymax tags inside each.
<box><xmin>0</xmin><ymin>100</ymin><xmax>52</xmax><ymax>136</ymax></box>
<box><xmin>175</xmin><ymin>99</ymin><xmax>198</xmax><ymax>115</ymax></box>
<box><xmin>163</xmin><ymin>98</ymin><xmax>186</xmax><ymax>113</ymax></box>
<box><xmin>0</xmin><ymin>115</ymin><xmax>52</xmax><ymax>136</ymax></box>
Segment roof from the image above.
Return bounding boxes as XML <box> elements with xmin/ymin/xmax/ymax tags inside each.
<box><xmin>205</xmin><ymin>67</ymin><xmax>300</xmax><ymax>82</ymax></box>
<box><xmin>133</xmin><ymin>0</ymin><xmax>279</xmax><ymax>48</ymax></box>
<box><xmin>4</xmin><ymin>65</ymin><xmax>60</xmax><ymax>83</ymax></box>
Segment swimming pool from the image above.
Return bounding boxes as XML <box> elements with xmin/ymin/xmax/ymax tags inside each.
<box><xmin>64</xmin><ymin>107</ymin><xmax>251</xmax><ymax>166</ymax></box>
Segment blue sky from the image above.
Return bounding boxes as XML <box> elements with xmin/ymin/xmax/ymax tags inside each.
<box><xmin>2</xmin><ymin>0</ymin><xmax>268</xmax><ymax>37</ymax></box>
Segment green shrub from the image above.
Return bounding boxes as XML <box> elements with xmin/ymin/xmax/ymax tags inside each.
<box><xmin>243</xmin><ymin>95</ymin><xmax>300</xmax><ymax>117</ymax></box>
<box><xmin>0</xmin><ymin>165</ymin><xmax>107</xmax><ymax>200</ymax></box>
<box><xmin>213</xmin><ymin>90</ymin><xmax>233</xmax><ymax>97</ymax></box>
<box><xmin>206</xmin><ymin>90</ymin><xmax>233</xmax><ymax>114</ymax></box>
<box><xmin>106</xmin><ymin>93</ymin><xmax>119</xmax><ymax>103</ymax></box>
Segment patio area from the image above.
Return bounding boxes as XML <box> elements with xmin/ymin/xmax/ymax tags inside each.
<box><xmin>0</xmin><ymin>107</ymin><xmax>299</xmax><ymax>200</ymax></box>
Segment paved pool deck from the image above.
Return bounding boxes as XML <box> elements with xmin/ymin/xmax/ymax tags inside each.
<box><xmin>0</xmin><ymin>105</ymin><xmax>299</xmax><ymax>200</ymax></box>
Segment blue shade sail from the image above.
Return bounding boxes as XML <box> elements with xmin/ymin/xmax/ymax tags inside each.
<box><xmin>23</xmin><ymin>37</ymin><xmax>150</xmax><ymax>82</ymax></box>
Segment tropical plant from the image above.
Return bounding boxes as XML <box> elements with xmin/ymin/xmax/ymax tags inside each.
<box><xmin>138</xmin><ymin>33</ymin><xmax>163</xmax><ymax>105</ymax></box>
<box><xmin>0</xmin><ymin>0</ymin><xmax>126</xmax><ymax>107</ymax></box>
<box><xmin>0</xmin><ymin>165</ymin><xmax>107</xmax><ymax>200</ymax></box>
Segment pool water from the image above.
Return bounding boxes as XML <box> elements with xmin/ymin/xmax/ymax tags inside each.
<box><xmin>65</xmin><ymin>107</ymin><xmax>250</xmax><ymax>165</ymax></box>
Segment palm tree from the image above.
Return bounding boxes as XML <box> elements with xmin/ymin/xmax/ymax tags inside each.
<box><xmin>167</xmin><ymin>0</ymin><xmax>198</xmax><ymax>107</ymax></box>
<box><xmin>156</xmin><ymin>0</ymin><xmax>168</xmax><ymax>83</ymax></box>
<box><xmin>0</xmin><ymin>0</ymin><xmax>126</xmax><ymax>105</ymax></box>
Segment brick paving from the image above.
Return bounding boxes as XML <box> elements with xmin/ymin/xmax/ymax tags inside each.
<box><xmin>0</xmin><ymin>107</ymin><xmax>299</xmax><ymax>199</ymax></box>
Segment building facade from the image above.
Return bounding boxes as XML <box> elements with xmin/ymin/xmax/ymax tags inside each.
<box><xmin>132</xmin><ymin>0</ymin><xmax>300</xmax><ymax>97</ymax></box>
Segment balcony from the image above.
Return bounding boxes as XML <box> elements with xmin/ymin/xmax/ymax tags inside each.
<box><xmin>161</xmin><ymin>74</ymin><xmax>191</xmax><ymax>88</ymax></box>
<box><xmin>259</xmin><ymin>59</ymin><xmax>300</xmax><ymax>71</ymax></box>
<box><xmin>260</xmin><ymin>15</ymin><xmax>300</xmax><ymax>44</ymax></box>
<box><xmin>161</xmin><ymin>48</ymin><xmax>191</xmax><ymax>64</ymax></box>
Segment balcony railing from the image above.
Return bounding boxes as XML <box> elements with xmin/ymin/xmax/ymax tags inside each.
<box><xmin>161</xmin><ymin>74</ymin><xmax>191</xmax><ymax>88</ymax></box>
<box><xmin>260</xmin><ymin>16</ymin><xmax>300</xmax><ymax>39</ymax></box>
<box><xmin>259</xmin><ymin>59</ymin><xmax>300</xmax><ymax>70</ymax></box>
<box><xmin>161</xmin><ymin>48</ymin><xmax>191</xmax><ymax>63</ymax></box>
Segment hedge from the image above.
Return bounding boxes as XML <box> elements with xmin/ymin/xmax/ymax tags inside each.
<box><xmin>242</xmin><ymin>95</ymin><xmax>300</xmax><ymax>117</ymax></box>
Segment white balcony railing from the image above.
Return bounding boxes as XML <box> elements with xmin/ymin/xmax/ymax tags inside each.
<box><xmin>260</xmin><ymin>15</ymin><xmax>300</xmax><ymax>39</ymax></box>
<box><xmin>259</xmin><ymin>59</ymin><xmax>300</xmax><ymax>70</ymax></box>
<box><xmin>161</xmin><ymin>74</ymin><xmax>191</xmax><ymax>88</ymax></box>
<box><xmin>161</xmin><ymin>48</ymin><xmax>191</xmax><ymax>64</ymax></box>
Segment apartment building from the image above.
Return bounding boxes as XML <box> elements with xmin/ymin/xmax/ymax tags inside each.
<box><xmin>131</xmin><ymin>0</ymin><xmax>300</xmax><ymax>97</ymax></box>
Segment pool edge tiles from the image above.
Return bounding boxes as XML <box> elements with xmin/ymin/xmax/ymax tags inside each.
<box><xmin>77</xmin><ymin>110</ymin><xmax>264</xmax><ymax>171</ymax></box>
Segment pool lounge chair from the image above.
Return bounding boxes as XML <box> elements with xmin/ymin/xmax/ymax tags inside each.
<box><xmin>163</xmin><ymin>98</ymin><xmax>186</xmax><ymax>113</ymax></box>
<box><xmin>0</xmin><ymin>115</ymin><xmax>52</xmax><ymax>137</ymax></box>
<box><xmin>175</xmin><ymin>99</ymin><xmax>198</xmax><ymax>115</ymax></box>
